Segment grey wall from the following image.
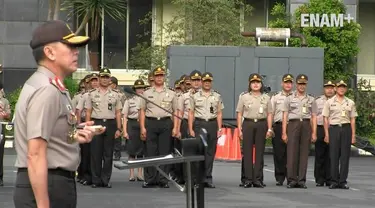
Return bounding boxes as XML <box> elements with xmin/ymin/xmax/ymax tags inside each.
<box><xmin>0</xmin><ymin>0</ymin><xmax>70</xmax><ymax>93</ymax></box>
<box><xmin>167</xmin><ymin>45</ymin><xmax>324</xmax><ymax>120</ymax></box>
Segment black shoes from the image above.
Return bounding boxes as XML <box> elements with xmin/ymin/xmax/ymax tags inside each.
<box><xmin>276</xmin><ymin>181</ymin><xmax>283</xmax><ymax>186</ymax></box>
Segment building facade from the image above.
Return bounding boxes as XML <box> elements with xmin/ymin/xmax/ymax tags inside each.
<box><xmin>0</xmin><ymin>0</ymin><xmax>374</xmax><ymax>91</ymax></box>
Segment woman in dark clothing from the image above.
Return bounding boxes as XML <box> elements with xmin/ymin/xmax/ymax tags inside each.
<box><xmin>122</xmin><ymin>79</ymin><xmax>146</xmax><ymax>181</ymax></box>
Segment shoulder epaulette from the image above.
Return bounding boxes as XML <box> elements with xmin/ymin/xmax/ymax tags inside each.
<box><xmin>240</xmin><ymin>91</ymin><xmax>247</xmax><ymax>96</ymax></box>
<box><xmin>112</xmin><ymin>88</ymin><xmax>119</xmax><ymax>93</ymax></box>
<box><xmin>168</xmin><ymin>87</ymin><xmax>175</xmax><ymax>91</ymax></box>
<box><xmin>213</xmin><ymin>90</ymin><xmax>220</xmax><ymax>95</ymax></box>
<box><xmin>88</xmin><ymin>88</ymin><xmax>96</xmax><ymax>94</ymax></box>
<box><xmin>145</xmin><ymin>86</ymin><xmax>151</xmax><ymax>91</ymax></box>
<box><xmin>267</xmin><ymin>91</ymin><xmax>277</xmax><ymax>97</ymax></box>
<box><xmin>308</xmin><ymin>93</ymin><xmax>315</xmax><ymax>98</ymax></box>
<box><xmin>49</xmin><ymin>77</ymin><xmax>65</xmax><ymax>92</ymax></box>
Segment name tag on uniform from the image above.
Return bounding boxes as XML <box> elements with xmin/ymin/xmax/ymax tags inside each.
<box><xmin>108</xmin><ymin>103</ymin><xmax>113</xmax><ymax>110</ymax></box>
<box><xmin>259</xmin><ymin>106</ymin><xmax>263</xmax><ymax>114</ymax></box>
<box><xmin>341</xmin><ymin>110</ymin><xmax>346</xmax><ymax>117</ymax></box>
<box><xmin>302</xmin><ymin>106</ymin><xmax>307</xmax><ymax>113</ymax></box>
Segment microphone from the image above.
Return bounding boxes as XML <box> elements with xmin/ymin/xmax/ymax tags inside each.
<box><xmin>123</xmin><ymin>87</ymin><xmax>184</xmax><ymax>121</ymax></box>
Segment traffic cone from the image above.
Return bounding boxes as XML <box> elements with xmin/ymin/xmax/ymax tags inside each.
<box><xmin>222</xmin><ymin>128</ymin><xmax>232</xmax><ymax>160</ymax></box>
<box><xmin>227</xmin><ymin>128</ymin><xmax>241</xmax><ymax>161</ymax></box>
<box><xmin>215</xmin><ymin>128</ymin><xmax>226</xmax><ymax>160</ymax></box>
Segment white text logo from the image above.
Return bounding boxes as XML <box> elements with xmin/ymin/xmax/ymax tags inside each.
<box><xmin>300</xmin><ymin>14</ymin><xmax>354</xmax><ymax>27</ymax></box>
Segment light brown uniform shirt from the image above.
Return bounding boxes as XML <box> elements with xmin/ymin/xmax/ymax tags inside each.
<box><xmin>118</xmin><ymin>91</ymin><xmax>127</xmax><ymax>106</ymax></box>
<box><xmin>122</xmin><ymin>96</ymin><xmax>141</xmax><ymax>119</ymax></box>
<box><xmin>189</xmin><ymin>90</ymin><xmax>224</xmax><ymax>120</ymax></box>
<box><xmin>270</xmin><ymin>91</ymin><xmax>291</xmax><ymax>122</ymax></box>
<box><xmin>85</xmin><ymin>88</ymin><xmax>122</xmax><ymax>119</ymax></box>
<box><xmin>236</xmin><ymin>92</ymin><xmax>271</xmax><ymax>119</ymax></box>
<box><xmin>282</xmin><ymin>92</ymin><xmax>317</xmax><ymax>120</ymax></box>
<box><xmin>178</xmin><ymin>90</ymin><xmax>194</xmax><ymax>119</ymax></box>
<box><xmin>315</xmin><ymin>95</ymin><xmax>329</xmax><ymax>125</ymax></box>
<box><xmin>0</xmin><ymin>97</ymin><xmax>11</xmax><ymax>122</ymax></box>
<box><xmin>322</xmin><ymin>95</ymin><xmax>357</xmax><ymax>125</ymax></box>
<box><xmin>14</xmin><ymin>66</ymin><xmax>80</xmax><ymax>171</ymax></box>
<box><xmin>140</xmin><ymin>87</ymin><xmax>178</xmax><ymax>118</ymax></box>
<box><xmin>71</xmin><ymin>91</ymin><xmax>84</xmax><ymax>111</ymax></box>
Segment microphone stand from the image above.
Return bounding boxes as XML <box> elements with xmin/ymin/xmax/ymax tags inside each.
<box><xmin>124</xmin><ymin>87</ymin><xmax>206</xmax><ymax>208</ymax></box>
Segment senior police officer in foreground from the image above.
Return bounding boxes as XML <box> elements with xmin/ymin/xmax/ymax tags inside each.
<box><xmin>282</xmin><ymin>74</ymin><xmax>317</xmax><ymax>189</ymax></box>
<box><xmin>236</xmin><ymin>73</ymin><xmax>273</xmax><ymax>188</ymax></box>
<box><xmin>139</xmin><ymin>67</ymin><xmax>179</xmax><ymax>188</ymax></box>
<box><xmin>0</xmin><ymin>82</ymin><xmax>11</xmax><ymax>187</ymax></box>
<box><xmin>314</xmin><ymin>80</ymin><xmax>335</xmax><ymax>187</ymax></box>
<box><xmin>188</xmin><ymin>72</ymin><xmax>223</xmax><ymax>188</ymax></box>
<box><xmin>13</xmin><ymin>20</ymin><xmax>105</xmax><ymax>208</ymax></box>
<box><xmin>270</xmin><ymin>74</ymin><xmax>294</xmax><ymax>186</ymax></box>
<box><xmin>323</xmin><ymin>80</ymin><xmax>357</xmax><ymax>189</ymax></box>
<box><xmin>85</xmin><ymin>68</ymin><xmax>122</xmax><ymax>188</ymax></box>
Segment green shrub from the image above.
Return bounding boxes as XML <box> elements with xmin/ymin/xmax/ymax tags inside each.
<box><xmin>64</xmin><ymin>76</ymin><xmax>79</xmax><ymax>96</ymax></box>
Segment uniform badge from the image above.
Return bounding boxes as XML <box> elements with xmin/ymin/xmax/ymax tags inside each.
<box><xmin>108</xmin><ymin>103</ymin><xmax>113</xmax><ymax>110</ymax></box>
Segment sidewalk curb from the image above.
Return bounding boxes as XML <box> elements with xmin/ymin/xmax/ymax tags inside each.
<box><xmin>264</xmin><ymin>146</ymin><xmax>373</xmax><ymax>157</ymax></box>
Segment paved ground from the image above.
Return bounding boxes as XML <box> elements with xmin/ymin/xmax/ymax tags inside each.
<box><xmin>0</xmin><ymin>153</ymin><xmax>374</xmax><ymax>208</ymax></box>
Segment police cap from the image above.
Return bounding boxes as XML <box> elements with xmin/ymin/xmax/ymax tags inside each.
<box><xmin>30</xmin><ymin>20</ymin><xmax>90</xmax><ymax>50</ymax></box>
<box><xmin>89</xmin><ymin>73</ymin><xmax>99</xmax><ymax>81</ymax></box>
<box><xmin>323</xmin><ymin>80</ymin><xmax>335</xmax><ymax>87</ymax></box>
<box><xmin>249</xmin><ymin>73</ymin><xmax>262</xmax><ymax>82</ymax></box>
<box><xmin>190</xmin><ymin>70</ymin><xmax>202</xmax><ymax>80</ymax></box>
<box><xmin>282</xmin><ymin>74</ymin><xmax>294</xmax><ymax>82</ymax></box>
<box><xmin>296</xmin><ymin>74</ymin><xmax>308</xmax><ymax>84</ymax></box>
<box><xmin>153</xmin><ymin>67</ymin><xmax>166</xmax><ymax>76</ymax></box>
<box><xmin>133</xmin><ymin>79</ymin><xmax>147</xmax><ymax>89</ymax></box>
<box><xmin>99</xmin><ymin>68</ymin><xmax>111</xmax><ymax>77</ymax></box>
<box><xmin>174</xmin><ymin>80</ymin><xmax>181</xmax><ymax>89</ymax></box>
<box><xmin>201</xmin><ymin>72</ymin><xmax>213</xmax><ymax>81</ymax></box>
<box><xmin>336</xmin><ymin>80</ymin><xmax>347</xmax><ymax>87</ymax></box>
<box><xmin>84</xmin><ymin>74</ymin><xmax>92</xmax><ymax>83</ymax></box>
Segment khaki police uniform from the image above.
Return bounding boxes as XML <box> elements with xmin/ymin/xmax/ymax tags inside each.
<box><xmin>123</xmin><ymin>80</ymin><xmax>146</xmax><ymax>158</ymax></box>
<box><xmin>140</xmin><ymin>67</ymin><xmax>178</xmax><ymax>187</ymax></box>
<box><xmin>13</xmin><ymin>20</ymin><xmax>90</xmax><ymax>208</ymax></box>
<box><xmin>0</xmin><ymin>93</ymin><xmax>11</xmax><ymax>185</ymax></box>
<box><xmin>269</xmin><ymin>74</ymin><xmax>294</xmax><ymax>185</ymax></box>
<box><xmin>282</xmin><ymin>74</ymin><xmax>317</xmax><ymax>188</ymax></box>
<box><xmin>13</xmin><ymin>67</ymin><xmax>80</xmax><ymax>207</ymax></box>
<box><xmin>85</xmin><ymin>69</ymin><xmax>122</xmax><ymax>187</ymax></box>
<box><xmin>189</xmin><ymin>72</ymin><xmax>223</xmax><ymax>186</ymax></box>
<box><xmin>314</xmin><ymin>80</ymin><xmax>335</xmax><ymax>186</ymax></box>
<box><xmin>113</xmin><ymin>89</ymin><xmax>127</xmax><ymax>160</ymax></box>
<box><xmin>236</xmin><ymin>73</ymin><xmax>272</xmax><ymax>187</ymax></box>
<box><xmin>322</xmin><ymin>80</ymin><xmax>357</xmax><ymax>188</ymax></box>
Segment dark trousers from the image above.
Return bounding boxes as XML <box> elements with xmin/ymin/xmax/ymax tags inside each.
<box><xmin>241</xmin><ymin>156</ymin><xmax>264</xmax><ymax>183</ymax></box>
<box><xmin>329</xmin><ymin>124</ymin><xmax>352</xmax><ymax>185</ymax></box>
<box><xmin>77</xmin><ymin>145</ymin><xmax>84</xmax><ymax>180</ymax></box>
<box><xmin>272</xmin><ymin>122</ymin><xmax>287</xmax><ymax>183</ymax></box>
<box><xmin>0</xmin><ymin>131</ymin><xmax>5</xmax><ymax>181</ymax></box>
<box><xmin>14</xmin><ymin>169</ymin><xmax>77</xmax><ymax>208</ymax></box>
<box><xmin>113</xmin><ymin>137</ymin><xmax>122</xmax><ymax>158</ymax></box>
<box><xmin>194</xmin><ymin>119</ymin><xmax>218</xmax><ymax>183</ymax></box>
<box><xmin>314</xmin><ymin>125</ymin><xmax>331</xmax><ymax>184</ymax></box>
<box><xmin>144</xmin><ymin>118</ymin><xmax>173</xmax><ymax>184</ymax></box>
<box><xmin>287</xmin><ymin>119</ymin><xmax>311</xmax><ymax>185</ymax></box>
<box><xmin>171</xmin><ymin>119</ymin><xmax>189</xmax><ymax>181</ymax></box>
<box><xmin>242</xmin><ymin>119</ymin><xmax>267</xmax><ymax>184</ymax></box>
<box><xmin>90</xmin><ymin>119</ymin><xmax>116</xmax><ymax>185</ymax></box>
<box><xmin>81</xmin><ymin>143</ymin><xmax>91</xmax><ymax>182</ymax></box>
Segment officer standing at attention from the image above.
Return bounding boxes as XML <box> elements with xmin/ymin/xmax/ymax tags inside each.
<box><xmin>323</xmin><ymin>80</ymin><xmax>357</xmax><ymax>189</ymax></box>
<box><xmin>139</xmin><ymin>67</ymin><xmax>179</xmax><ymax>188</ymax></box>
<box><xmin>110</xmin><ymin>76</ymin><xmax>126</xmax><ymax>161</ymax></box>
<box><xmin>13</xmin><ymin>20</ymin><xmax>104</xmax><ymax>208</ymax></box>
<box><xmin>282</xmin><ymin>74</ymin><xmax>317</xmax><ymax>189</ymax></box>
<box><xmin>181</xmin><ymin>74</ymin><xmax>192</xmax><ymax>92</ymax></box>
<box><xmin>123</xmin><ymin>79</ymin><xmax>147</xmax><ymax>181</ymax></box>
<box><xmin>85</xmin><ymin>68</ymin><xmax>123</xmax><ymax>188</ymax></box>
<box><xmin>236</xmin><ymin>73</ymin><xmax>273</xmax><ymax>188</ymax></box>
<box><xmin>268</xmin><ymin>74</ymin><xmax>294</xmax><ymax>186</ymax></box>
<box><xmin>0</xmin><ymin>82</ymin><xmax>11</xmax><ymax>187</ymax></box>
<box><xmin>314</xmin><ymin>80</ymin><xmax>335</xmax><ymax>187</ymax></box>
<box><xmin>188</xmin><ymin>72</ymin><xmax>223</xmax><ymax>188</ymax></box>
<box><xmin>75</xmin><ymin>73</ymin><xmax>99</xmax><ymax>186</ymax></box>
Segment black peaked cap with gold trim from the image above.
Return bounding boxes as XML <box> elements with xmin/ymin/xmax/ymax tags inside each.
<box><xmin>153</xmin><ymin>67</ymin><xmax>166</xmax><ymax>76</ymax></box>
<box><xmin>249</xmin><ymin>73</ymin><xmax>262</xmax><ymax>82</ymax></box>
<box><xmin>190</xmin><ymin>70</ymin><xmax>202</xmax><ymax>80</ymax></box>
<box><xmin>296</xmin><ymin>74</ymin><xmax>308</xmax><ymax>84</ymax></box>
<box><xmin>282</xmin><ymin>74</ymin><xmax>294</xmax><ymax>82</ymax></box>
<box><xmin>133</xmin><ymin>79</ymin><xmax>147</xmax><ymax>89</ymax></box>
<box><xmin>336</xmin><ymin>80</ymin><xmax>347</xmax><ymax>87</ymax></box>
<box><xmin>99</xmin><ymin>68</ymin><xmax>111</xmax><ymax>76</ymax></box>
<box><xmin>202</xmin><ymin>72</ymin><xmax>213</xmax><ymax>81</ymax></box>
<box><xmin>324</xmin><ymin>80</ymin><xmax>335</xmax><ymax>87</ymax></box>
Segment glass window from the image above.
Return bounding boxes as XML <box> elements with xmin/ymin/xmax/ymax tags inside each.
<box><xmin>128</xmin><ymin>0</ymin><xmax>152</xmax><ymax>68</ymax></box>
<box><xmin>103</xmin><ymin>13</ymin><xmax>127</xmax><ymax>69</ymax></box>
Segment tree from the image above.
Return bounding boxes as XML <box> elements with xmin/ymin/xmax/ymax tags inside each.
<box><xmin>268</xmin><ymin>0</ymin><xmax>361</xmax><ymax>81</ymax></box>
<box><xmin>128</xmin><ymin>0</ymin><xmax>255</xmax><ymax>75</ymax></box>
<box><xmin>61</xmin><ymin>0</ymin><xmax>126</xmax><ymax>39</ymax></box>
<box><xmin>48</xmin><ymin>0</ymin><xmax>61</xmax><ymax>20</ymax></box>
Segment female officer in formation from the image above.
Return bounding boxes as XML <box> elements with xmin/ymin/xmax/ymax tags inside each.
<box><xmin>122</xmin><ymin>79</ymin><xmax>147</xmax><ymax>181</ymax></box>
<box><xmin>236</xmin><ymin>73</ymin><xmax>273</xmax><ymax>188</ymax></box>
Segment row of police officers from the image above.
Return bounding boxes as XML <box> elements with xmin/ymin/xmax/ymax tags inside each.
<box><xmin>236</xmin><ymin>73</ymin><xmax>356</xmax><ymax>189</ymax></box>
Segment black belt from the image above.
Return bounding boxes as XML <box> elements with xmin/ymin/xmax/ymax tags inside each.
<box><xmin>146</xmin><ymin>116</ymin><xmax>170</xmax><ymax>121</ymax></box>
<box><xmin>17</xmin><ymin>168</ymin><xmax>75</xmax><ymax>179</ymax></box>
<box><xmin>127</xmin><ymin>118</ymin><xmax>138</xmax><ymax>121</ymax></box>
<box><xmin>274</xmin><ymin>121</ymin><xmax>282</xmax><ymax>124</ymax></box>
<box><xmin>318</xmin><ymin>125</ymin><xmax>324</xmax><ymax>127</ymax></box>
<box><xmin>244</xmin><ymin>118</ymin><xmax>266</xmax><ymax>122</ymax></box>
<box><xmin>92</xmin><ymin>118</ymin><xmax>115</xmax><ymax>122</ymax></box>
<box><xmin>195</xmin><ymin>118</ymin><xmax>216</xmax><ymax>122</ymax></box>
<box><xmin>330</xmin><ymin>123</ymin><xmax>350</xmax><ymax>127</ymax></box>
<box><xmin>289</xmin><ymin>118</ymin><xmax>310</xmax><ymax>122</ymax></box>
